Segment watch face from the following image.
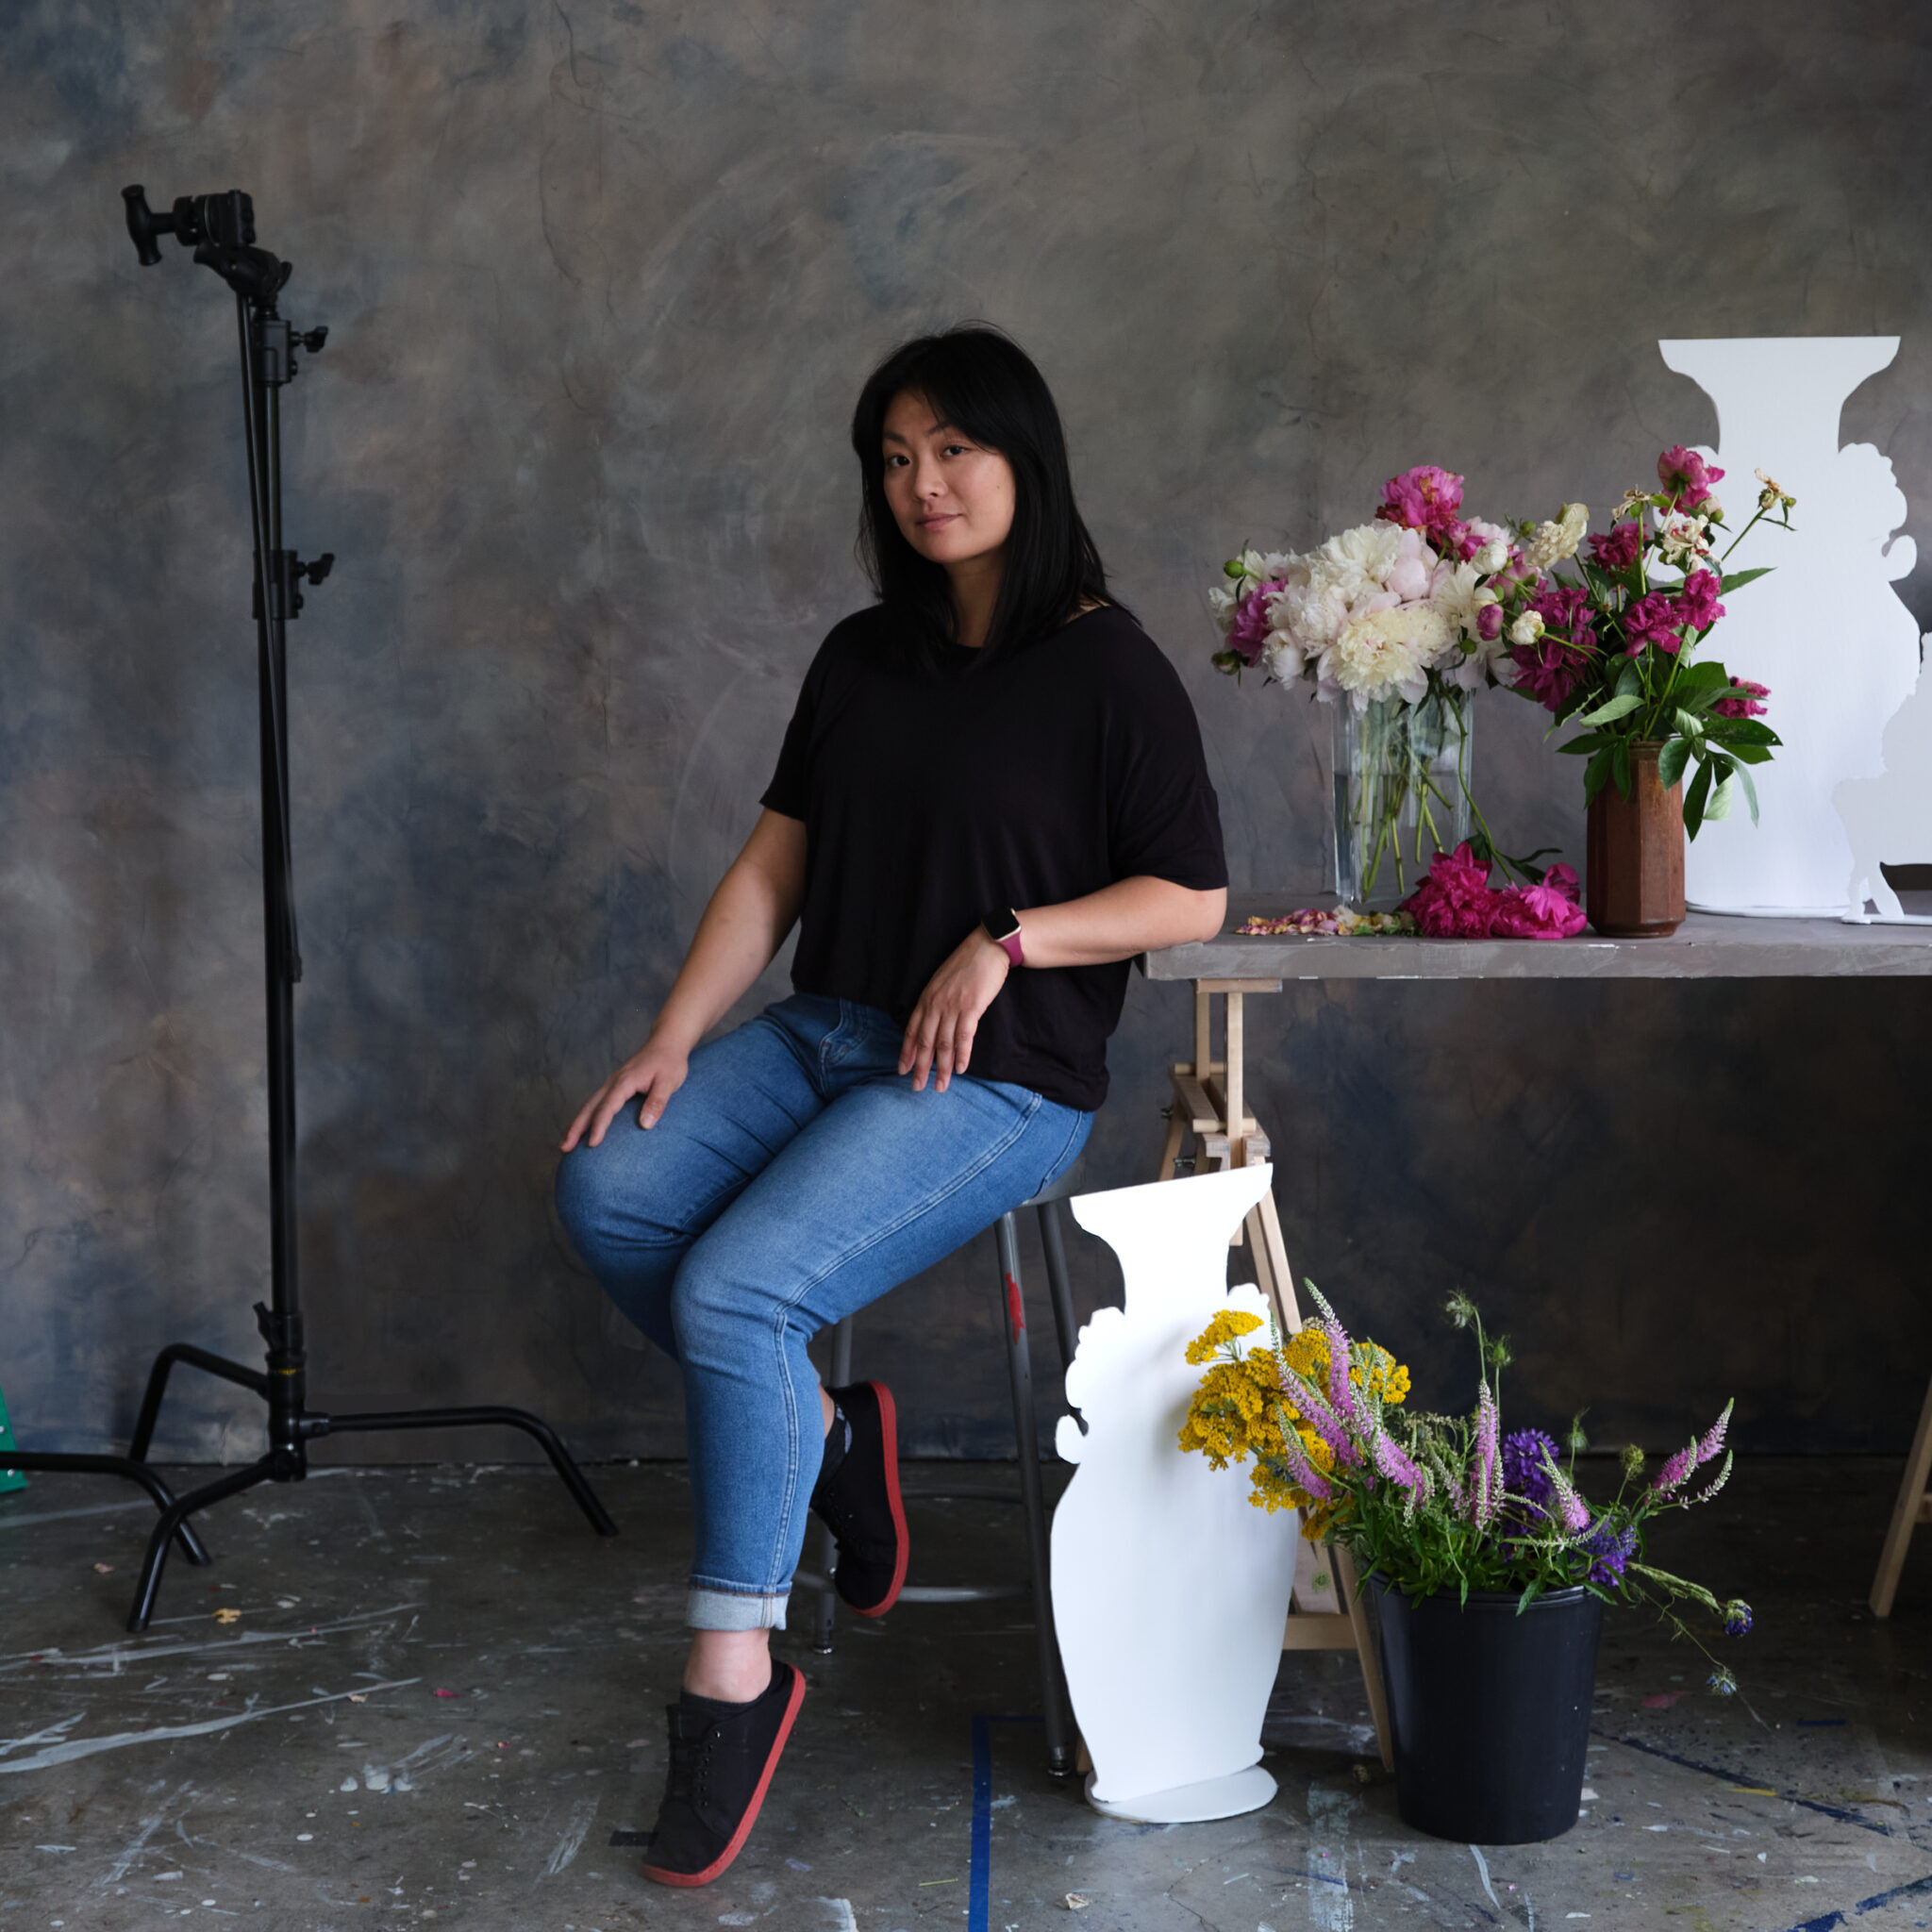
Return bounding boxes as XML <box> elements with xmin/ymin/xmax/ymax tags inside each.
<box><xmin>985</xmin><ymin>908</ymin><xmax>1021</xmax><ymax>943</ymax></box>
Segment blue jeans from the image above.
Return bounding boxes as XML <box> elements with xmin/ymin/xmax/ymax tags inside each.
<box><xmin>554</xmin><ymin>993</ymin><xmax>1092</xmax><ymax>1631</ymax></box>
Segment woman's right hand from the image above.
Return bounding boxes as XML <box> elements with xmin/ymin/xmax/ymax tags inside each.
<box><xmin>560</xmin><ymin>1037</ymin><xmax>691</xmax><ymax>1152</ymax></box>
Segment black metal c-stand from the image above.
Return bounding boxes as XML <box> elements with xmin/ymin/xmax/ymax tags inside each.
<box><xmin>5</xmin><ymin>189</ymin><xmax>616</xmax><ymax>1631</ymax></box>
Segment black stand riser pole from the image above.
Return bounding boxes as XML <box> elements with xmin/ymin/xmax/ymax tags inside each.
<box><xmin>7</xmin><ymin>206</ymin><xmax>615</xmax><ymax>1630</ymax></box>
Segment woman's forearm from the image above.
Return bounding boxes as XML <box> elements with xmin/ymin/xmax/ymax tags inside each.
<box><xmin>650</xmin><ymin>831</ymin><xmax>806</xmax><ymax>1053</ymax></box>
<box><xmin>1012</xmin><ymin>876</ymin><xmax>1225</xmax><ymax>969</ymax></box>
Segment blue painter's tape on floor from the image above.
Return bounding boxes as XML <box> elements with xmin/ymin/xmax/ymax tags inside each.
<box><xmin>969</xmin><ymin>1714</ymin><xmax>1041</xmax><ymax>1932</ymax></box>
<box><xmin>1778</xmin><ymin>1866</ymin><xmax>1932</xmax><ymax>1931</ymax></box>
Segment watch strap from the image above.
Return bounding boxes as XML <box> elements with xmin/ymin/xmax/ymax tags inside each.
<box><xmin>981</xmin><ymin>907</ymin><xmax>1024</xmax><ymax>969</ymax></box>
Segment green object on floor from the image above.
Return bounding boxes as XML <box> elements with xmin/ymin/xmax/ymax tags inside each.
<box><xmin>0</xmin><ymin>1380</ymin><xmax>27</xmax><ymax>1494</ymax></box>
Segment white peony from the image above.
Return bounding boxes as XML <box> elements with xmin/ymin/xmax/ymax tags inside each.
<box><xmin>1429</xmin><ymin>559</ymin><xmax>1500</xmax><ymax>648</ymax></box>
<box><xmin>1471</xmin><ymin>540</ymin><xmax>1509</xmax><ymax>575</ymax></box>
<box><xmin>1329</xmin><ymin>602</ymin><xmax>1451</xmax><ymax>708</ymax></box>
<box><xmin>1313</xmin><ymin>522</ymin><xmax>1403</xmax><ymax>583</ymax></box>
<box><xmin>1508</xmin><ymin>610</ymin><xmax>1545</xmax><ymax>646</ymax></box>
<box><xmin>1523</xmin><ymin>503</ymin><xmax>1590</xmax><ymax>571</ymax></box>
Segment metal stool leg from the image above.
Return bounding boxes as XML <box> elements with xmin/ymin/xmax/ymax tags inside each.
<box><xmin>1037</xmin><ymin>1198</ymin><xmax>1078</xmax><ymax>1374</ymax></box>
<box><xmin>808</xmin><ymin>1314</ymin><xmax>856</xmax><ymax>1655</ymax></box>
<box><xmin>996</xmin><ymin>1211</ymin><xmax>1076</xmax><ymax>1777</ymax></box>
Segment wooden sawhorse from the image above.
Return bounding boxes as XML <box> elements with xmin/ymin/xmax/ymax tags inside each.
<box><xmin>1872</xmin><ymin>1365</ymin><xmax>1932</xmax><ymax>1618</ymax></box>
<box><xmin>1155</xmin><ymin>975</ymin><xmax>1394</xmax><ymax>1770</ymax></box>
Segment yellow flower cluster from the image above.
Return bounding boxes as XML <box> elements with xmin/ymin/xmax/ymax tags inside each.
<box><xmin>1178</xmin><ymin>1307</ymin><xmax>1410</xmax><ymax>1543</ymax></box>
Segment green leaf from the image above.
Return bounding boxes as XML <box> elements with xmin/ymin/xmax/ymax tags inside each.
<box><xmin>1674</xmin><ymin>708</ymin><xmax>1707</xmax><ymax>741</ymax></box>
<box><xmin>1722</xmin><ymin>741</ymin><xmax>1775</xmax><ymax>765</ymax></box>
<box><xmin>1575</xmin><ymin>692</ymin><xmax>1642</xmax><ymax>729</ymax></box>
<box><xmin>1657</xmin><ymin>737</ymin><xmax>1692</xmax><ymax>790</ymax></box>
<box><xmin>1706</xmin><ymin>767</ymin><xmax>1735</xmax><ymax>823</ymax></box>
<box><xmin>1555</xmin><ymin>734</ymin><xmax>1607</xmax><ymax>756</ymax></box>
<box><xmin>1582</xmin><ymin>743</ymin><xmax>1616</xmax><ymax>806</ymax></box>
<box><xmin>1705</xmin><ymin>717</ymin><xmax>1778</xmax><ymax>745</ymax></box>
<box><xmin>1732</xmin><ymin>759</ymin><xmax>1759</xmax><ymax>825</ymax></box>
<box><xmin>1674</xmin><ymin>660</ymin><xmax>1730</xmax><ymax>690</ymax></box>
<box><xmin>1719</xmin><ymin>566</ymin><xmax>1773</xmax><ymax>593</ymax></box>
<box><xmin>1615</xmin><ymin>659</ymin><xmax>1641</xmax><ymax>700</ymax></box>
<box><xmin>1612</xmin><ymin>738</ymin><xmax>1632</xmax><ymax>801</ymax></box>
<box><xmin>1684</xmin><ymin>758</ymin><xmax>1712</xmax><ymax>838</ymax></box>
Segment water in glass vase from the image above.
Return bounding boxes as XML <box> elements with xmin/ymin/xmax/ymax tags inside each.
<box><xmin>1332</xmin><ymin>688</ymin><xmax>1474</xmax><ymax>908</ymax></box>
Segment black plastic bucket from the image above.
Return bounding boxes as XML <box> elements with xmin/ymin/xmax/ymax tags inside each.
<box><xmin>1371</xmin><ymin>1578</ymin><xmax>1603</xmax><ymax>1843</ymax></box>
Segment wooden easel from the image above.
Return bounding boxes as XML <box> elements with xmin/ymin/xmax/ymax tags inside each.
<box><xmin>1156</xmin><ymin>976</ymin><xmax>1395</xmax><ymax>1770</ymax></box>
<box><xmin>1871</xmin><ymin>1367</ymin><xmax>1932</xmax><ymax>1617</ymax></box>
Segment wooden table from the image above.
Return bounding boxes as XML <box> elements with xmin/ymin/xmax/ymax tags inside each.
<box><xmin>1137</xmin><ymin>899</ymin><xmax>1932</xmax><ymax>1766</ymax></box>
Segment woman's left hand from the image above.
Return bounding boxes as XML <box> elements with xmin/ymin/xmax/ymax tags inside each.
<box><xmin>899</xmin><ymin>927</ymin><xmax>1011</xmax><ymax>1093</ymax></box>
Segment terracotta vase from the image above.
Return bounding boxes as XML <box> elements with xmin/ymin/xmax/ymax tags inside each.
<box><xmin>1586</xmin><ymin>741</ymin><xmax>1685</xmax><ymax>937</ymax></box>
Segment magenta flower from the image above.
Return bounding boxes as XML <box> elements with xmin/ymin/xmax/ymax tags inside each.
<box><xmin>1371</xmin><ymin>1423</ymin><xmax>1427</xmax><ymax>1501</ymax></box>
<box><xmin>1320</xmin><ymin>1317</ymin><xmax>1366</xmax><ymax>1430</ymax></box>
<box><xmin>1476</xmin><ymin>602</ymin><xmax>1504</xmax><ymax>642</ymax></box>
<box><xmin>1277</xmin><ymin>1429</ymin><xmax>1336</xmax><ymax>1502</ymax></box>
<box><xmin>1376</xmin><ymin>464</ymin><xmax>1467</xmax><ymax>545</ymax></box>
<box><xmin>1677</xmin><ymin>568</ymin><xmax>1726</xmax><ymax>632</ymax></box>
<box><xmin>1623</xmin><ymin>591</ymin><xmax>1685</xmax><ymax>657</ymax></box>
<box><xmin>1697</xmin><ymin>1400</ymin><xmax>1734</xmax><ymax>1466</ymax></box>
<box><xmin>1657</xmin><ymin>444</ymin><xmax>1725</xmax><ymax>511</ymax></box>
<box><xmin>1589</xmin><ymin>520</ymin><xmax>1643</xmax><ymax>572</ymax></box>
<box><xmin>1649</xmin><ymin>1442</ymin><xmax>1697</xmax><ymax>1498</ymax></box>
<box><xmin>1401</xmin><ymin>841</ymin><xmax>1505</xmax><ymax>939</ymax></box>
<box><xmin>1714</xmin><ymin>677</ymin><xmax>1770</xmax><ymax>720</ymax></box>
<box><xmin>1226</xmin><ymin>582</ymin><xmax>1284</xmax><ymax>667</ymax></box>
<box><xmin>1491</xmin><ymin>874</ymin><xmax>1588</xmax><ymax>941</ymax></box>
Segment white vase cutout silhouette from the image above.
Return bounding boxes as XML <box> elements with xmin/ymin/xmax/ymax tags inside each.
<box><xmin>1053</xmin><ymin>1163</ymin><xmax>1296</xmax><ymax>1823</ymax></box>
<box><xmin>1656</xmin><ymin>338</ymin><xmax>1918</xmax><ymax>915</ymax></box>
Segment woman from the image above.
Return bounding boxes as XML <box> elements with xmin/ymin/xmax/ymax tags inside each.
<box><xmin>555</xmin><ymin>325</ymin><xmax>1227</xmax><ymax>1888</ymax></box>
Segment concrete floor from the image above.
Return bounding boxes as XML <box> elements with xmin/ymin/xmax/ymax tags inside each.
<box><xmin>3</xmin><ymin>1455</ymin><xmax>1931</xmax><ymax>1931</ymax></box>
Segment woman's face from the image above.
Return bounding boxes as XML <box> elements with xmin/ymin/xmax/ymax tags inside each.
<box><xmin>880</xmin><ymin>389</ymin><xmax>1016</xmax><ymax>574</ymax></box>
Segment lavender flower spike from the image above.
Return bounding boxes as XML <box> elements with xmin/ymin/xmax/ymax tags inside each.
<box><xmin>1371</xmin><ymin>1422</ymin><xmax>1427</xmax><ymax>1499</ymax></box>
<box><xmin>1649</xmin><ymin>1440</ymin><xmax>1698</xmax><ymax>1499</ymax></box>
<box><xmin>1322</xmin><ymin>1317</ymin><xmax>1367</xmax><ymax>1431</ymax></box>
<box><xmin>1277</xmin><ymin>1428</ymin><xmax>1335</xmax><ymax>1502</ymax></box>
<box><xmin>1470</xmin><ymin>1381</ymin><xmax>1502</xmax><ymax>1528</ymax></box>
<box><xmin>1695</xmin><ymin>1399</ymin><xmax>1735</xmax><ymax>1468</ymax></box>
<box><xmin>1537</xmin><ymin>1443</ymin><xmax>1592</xmax><ymax>1536</ymax></box>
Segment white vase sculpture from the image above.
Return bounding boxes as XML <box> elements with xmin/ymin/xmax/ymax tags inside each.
<box><xmin>1051</xmin><ymin>1163</ymin><xmax>1296</xmax><ymax>1824</ymax></box>
<box><xmin>1657</xmin><ymin>337</ymin><xmax>1918</xmax><ymax>916</ymax></box>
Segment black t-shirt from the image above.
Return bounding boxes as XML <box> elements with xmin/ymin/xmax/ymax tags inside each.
<box><xmin>758</xmin><ymin>604</ymin><xmax>1227</xmax><ymax>1110</ymax></box>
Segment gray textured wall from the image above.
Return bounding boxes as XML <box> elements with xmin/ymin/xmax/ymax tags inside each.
<box><xmin>2</xmin><ymin>1</ymin><xmax>1925</xmax><ymax>1464</ymax></box>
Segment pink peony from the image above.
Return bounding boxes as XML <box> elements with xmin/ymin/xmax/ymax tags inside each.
<box><xmin>1657</xmin><ymin>444</ymin><xmax>1724</xmax><ymax>511</ymax></box>
<box><xmin>1510</xmin><ymin>585</ymin><xmax>1597</xmax><ymax>710</ymax></box>
<box><xmin>1400</xmin><ymin>841</ymin><xmax>1505</xmax><ymax>937</ymax></box>
<box><xmin>1677</xmin><ymin>567</ymin><xmax>1726</xmax><ymax>632</ymax></box>
<box><xmin>1623</xmin><ymin>591</ymin><xmax>1684</xmax><ymax>656</ymax></box>
<box><xmin>1714</xmin><ymin>676</ymin><xmax>1770</xmax><ymax>719</ymax></box>
<box><xmin>1226</xmin><ymin>581</ymin><xmax>1284</xmax><ymax>667</ymax></box>
<box><xmin>1376</xmin><ymin>465</ymin><xmax>1467</xmax><ymax>546</ymax></box>
<box><xmin>1491</xmin><ymin>874</ymin><xmax>1588</xmax><ymax>940</ymax></box>
<box><xmin>1476</xmin><ymin>602</ymin><xmax>1504</xmax><ymax>642</ymax></box>
<box><xmin>1589</xmin><ymin>519</ymin><xmax>1643</xmax><ymax>571</ymax></box>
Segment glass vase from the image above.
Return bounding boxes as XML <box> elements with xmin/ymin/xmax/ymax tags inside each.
<box><xmin>1331</xmin><ymin>688</ymin><xmax>1475</xmax><ymax>908</ymax></box>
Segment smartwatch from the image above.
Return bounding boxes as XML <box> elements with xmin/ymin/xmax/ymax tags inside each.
<box><xmin>981</xmin><ymin>907</ymin><xmax>1024</xmax><ymax>968</ymax></box>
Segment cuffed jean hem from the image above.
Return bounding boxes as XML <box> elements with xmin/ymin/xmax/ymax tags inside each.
<box><xmin>687</xmin><ymin>1585</ymin><xmax>791</xmax><ymax>1632</ymax></box>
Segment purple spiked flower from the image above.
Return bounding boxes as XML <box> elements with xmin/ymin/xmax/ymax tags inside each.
<box><xmin>1580</xmin><ymin>1521</ymin><xmax>1636</xmax><ymax>1587</ymax></box>
<box><xmin>1695</xmin><ymin>1401</ymin><xmax>1734</xmax><ymax>1467</ymax></box>
<box><xmin>1539</xmin><ymin>1444</ymin><xmax>1592</xmax><ymax>1535</ymax></box>
<box><xmin>1724</xmin><ymin>1600</ymin><xmax>1754</xmax><ymax>1637</ymax></box>
<box><xmin>1371</xmin><ymin>1424</ymin><xmax>1426</xmax><ymax>1498</ymax></box>
<box><xmin>1276</xmin><ymin>1429</ymin><xmax>1335</xmax><ymax>1502</ymax></box>
<box><xmin>1291</xmin><ymin>1379</ymin><xmax>1363</xmax><ymax>1470</ymax></box>
<box><xmin>1650</xmin><ymin>1441</ymin><xmax>1697</xmax><ymax>1498</ymax></box>
<box><xmin>1321</xmin><ymin>1318</ymin><xmax>1366</xmax><ymax>1431</ymax></box>
<box><xmin>1470</xmin><ymin>1382</ymin><xmax>1502</xmax><ymax>1528</ymax></box>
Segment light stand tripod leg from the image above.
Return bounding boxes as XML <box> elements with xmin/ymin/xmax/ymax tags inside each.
<box><xmin>126</xmin><ymin>1455</ymin><xmax>278</xmax><ymax>1631</ymax></box>
<box><xmin>324</xmin><ymin>1408</ymin><xmax>617</xmax><ymax>1538</ymax></box>
<box><xmin>0</xmin><ymin>1451</ymin><xmax>213</xmax><ymax>1565</ymax></box>
<box><xmin>128</xmin><ymin>1344</ymin><xmax>272</xmax><ymax>1461</ymax></box>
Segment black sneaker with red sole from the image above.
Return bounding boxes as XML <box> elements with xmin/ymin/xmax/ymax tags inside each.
<box><xmin>641</xmin><ymin>1660</ymin><xmax>807</xmax><ymax>1888</ymax></box>
<box><xmin>811</xmin><ymin>1380</ymin><xmax>908</xmax><ymax>1616</ymax></box>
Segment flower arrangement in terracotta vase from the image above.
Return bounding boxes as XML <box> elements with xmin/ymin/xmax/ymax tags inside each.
<box><xmin>1180</xmin><ymin>1289</ymin><xmax>1751</xmax><ymax>1844</ymax></box>
<box><xmin>1493</xmin><ymin>450</ymin><xmax>1798</xmax><ymax>936</ymax></box>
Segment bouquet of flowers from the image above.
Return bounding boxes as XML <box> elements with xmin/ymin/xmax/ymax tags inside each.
<box><xmin>1179</xmin><ymin>1288</ymin><xmax>1751</xmax><ymax>1690</ymax></box>
<box><xmin>1489</xmin><ymin>449</ymin><xmax>1796</xmax><ymax>836</ymax></box>
<box><xmin>1208</xmin><ymin>467</ymin><xmax>1553</xmax><ymax>903</ymax></box>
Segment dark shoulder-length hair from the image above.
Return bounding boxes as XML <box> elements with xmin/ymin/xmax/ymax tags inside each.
<box><xmin>849</xmin><ymin>325</ymin><xmax>1120</xmax><ymax>675</ymax></box>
